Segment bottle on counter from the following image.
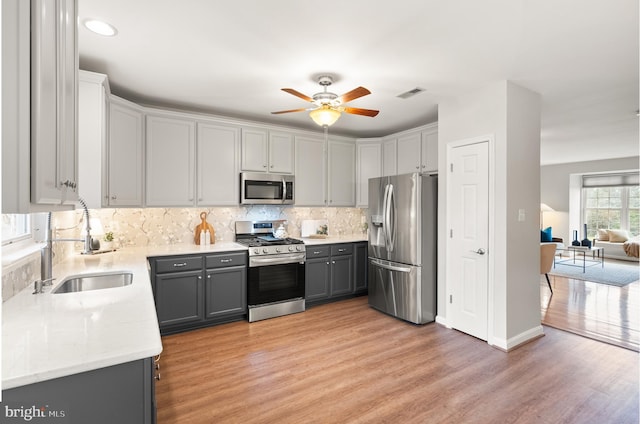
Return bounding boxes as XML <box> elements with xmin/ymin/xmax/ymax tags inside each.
<box><xmin>205</xmin><ymin>229</ymin><xmax>211</xmax><ymax>245</ymax></box>
<box><xmin>200</xmin><ymin>229</ymin><xmax>206</xmax><ymax>245</ymax></box>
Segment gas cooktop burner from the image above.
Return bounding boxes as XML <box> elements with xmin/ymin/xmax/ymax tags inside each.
<box><xmin>234</xmin><ymin>220</ymin><xmax>306</xmax><ymax>256</ymax></box>
<box><xmin>236</xmin><ymin>236</ymin><xmax>305</xmax><ymax>247</ymax></box>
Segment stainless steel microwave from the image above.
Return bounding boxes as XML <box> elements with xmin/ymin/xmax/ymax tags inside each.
<box><xmin>240</xmin><ymin>172</ymin><xmax>294</xmax><ymax>205</ymax></box>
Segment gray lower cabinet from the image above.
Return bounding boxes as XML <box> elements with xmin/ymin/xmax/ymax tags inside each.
<box><xmin>305</xmin><ymin>242</ymin><xmax>366</xmax><ymax>306</ymax></box>
<box><xmin>153</xmin><ymin>255</ymin><xmax>204</xmax><ymax>328</ymax></box>
<box><xmin>205</xmin><ymin>253</ymin><xmax>247</xmax><ymax>319</ymax></box>
<box><xmin>150</xmin><ymin>251</ymin><xmax>247</xmax><ymax>335</ymax></box>
<box><xmin>354</xmin><ymin>241</ymin><xmax>368</xmax><ymax>293</ymax></box>
<box><xmin>2</xmin><ymin>357</ymin><xmax>156</xmax><ymax>424</ymax></box>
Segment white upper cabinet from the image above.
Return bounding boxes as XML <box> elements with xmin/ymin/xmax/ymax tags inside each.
<box><xmin>327</xmin><ymin>139</ymin><xmax>356</xmax><ymax>206</ymax></box>
<box><xmin>78</xmin><ymin>70</ymin><xmax>109</xmax><ymax>209</ymax></box>
<box><xmin>30</xmin><ymin>0</ymin><xmax>79</xmax><ymax>206</ymax></box>
<box><xmin>197</xmin><ymin>122</ymin><xmax>240</xmax><ymax>205</ymax></box>
<box><xmin>241</xmin><ymin>127</ymin><xmax>294</xmax><ymax>173</ymax></box>
<box><xmin>294</xmin><ymin>135</ymin><xmax>326</xmax><ymax>206</ymax></box>
<box><xmin>356</xmin><ymin>140</ymin><xmax>382</xmax><ymax>207</ymax></box>
<box><xmin>146</xmin><ymin>114</ymin><xmax>196</xmax><ymax>206</ymax></box>
<box><xmin>2</xmin><ymin>0</ymin><xmax>31</xmax><ymax>213</ymax></box>
<box><xmin>397</xmin><ymin>131</ymin><xmax>422</xmax><ymax>174</ymax></box>
<box><xmin>421</xmin><ymin>126</ymin><xmax>438</xmax><ymax>173</ymax></box>
<box><xmin>396</xmin><ymin>124</ymin><xmax>438</xmax><ymax>174</ymax></box>
<box><xmin>382</xmin><ymin>137</ymin><xmax>397</xmax><ymax>177</ymax></box>
<box><xmin>108</xmin><ymin>96</ymin><xmax>144</xmax><ymax>207</ymax></box>
<box><xmin>268</xmin><ymin>131</ymin><xmax>295</xmax><ymax>174</ymax></box>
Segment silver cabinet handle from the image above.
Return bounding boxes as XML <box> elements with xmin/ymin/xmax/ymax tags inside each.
<box><xmin>338</xmin><ymin>248</ymin><xmax>346</xmax><ymax>252</ymax></box>
<box><xmin>473</xmin><ymin>248</ymin><xmax>486</xmax><ymax>255</ymax></box>
<box><xmin>173</xmin><ymin>262</ymin><xmax>187</xmax><ymax>267</ymax></box>
<box><xmin>220</xmin><ymin>259</ymin><xmax>233</xmax><ymax>263</ymax></box>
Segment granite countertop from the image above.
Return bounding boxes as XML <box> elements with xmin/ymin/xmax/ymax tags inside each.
<box><xmin>2</xmin><ymin>238</ymin><xmax>367</xmax><ymax>390</ymax></box>
<box><xmin>1</xmin><ymin>242</ymin><xmax>247</xmax><ymax>390</ymax></box>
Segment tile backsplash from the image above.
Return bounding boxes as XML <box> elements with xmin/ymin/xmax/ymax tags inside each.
<box><xmin>3</xmin><ymin>206</ymin><xmax>366</xmax><ymax>301</ymax></box>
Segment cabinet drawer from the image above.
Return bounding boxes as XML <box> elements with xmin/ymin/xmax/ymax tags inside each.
<box><xmin>206</xmin><ymin>252</ymin><xmax>247</xmax><ymax>269</ymax></box>
<box><xmin>154</xmin><ymin>256</ymin><xmax>203</xmax><ymax>273</ymax></box>
<box><xmin>331</xmin><ymin>244</ymin><xmax>353</xmax><ymax>256</ymax></box>
<box><xmin>306</xmin><ymin>246</ymin><xmax>330</xmax><ymax>258</ymax></box>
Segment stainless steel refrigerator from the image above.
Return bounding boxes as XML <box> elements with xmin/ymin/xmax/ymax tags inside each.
<box><xmin>368</xmin><ymin>172</ymin><xmax>437</xmax><ymax>324</ymax></box>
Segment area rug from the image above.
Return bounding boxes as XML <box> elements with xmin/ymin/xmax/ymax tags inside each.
<box><xmin>549</xmin><ymin>259</ymin><xmax>639</xmax><ymax>286</ymax></box>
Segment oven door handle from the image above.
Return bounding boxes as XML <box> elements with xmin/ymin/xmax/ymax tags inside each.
<box><xmin>249</xmin><ymin>253</ymin><xmax>306</xmax><ymax>267</ymax></box>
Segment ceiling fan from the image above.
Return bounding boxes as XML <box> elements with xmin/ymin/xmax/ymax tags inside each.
<box><xmin>271</xmin><ymin>75</ymin><xmax>379</xmax><ymax>127</ymax></box>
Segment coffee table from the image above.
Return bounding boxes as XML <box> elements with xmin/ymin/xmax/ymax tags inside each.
<box><xmin>555</xmin><ymin>246</ymin><xmax>604</xmax><ymax>272</ymax></box>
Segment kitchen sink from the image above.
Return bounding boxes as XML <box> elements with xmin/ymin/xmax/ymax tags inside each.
<box><xmin>52</xmin><ymin>271</ymin><xmax>133</xmax><ymax>294</ymax></box>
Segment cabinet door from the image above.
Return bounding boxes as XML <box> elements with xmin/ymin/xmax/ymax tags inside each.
<box><xmin>155</xmin><ymin>270</ymin><xmax>203</xmax><ymax>327</ymax></box>
<box><xmin>295</xmin><ymin>135</ymin><xmax>326</xmax><ymax>205</ymax></box>
<box><xmin>421</xmin><ymin>130</ymin><xmax>438</xmax><ymax>172</ymax></box>
<box><xmin>241</xmin><ymin>128</ymin><xmax>268</xmax><ymax>172</ymax></box>
<box><xmin>382</xmin><ymin>138</ymin><xmax>397</xmax><ymax>176</ymax></box>
<box><xmin>356</xmin><ymin>142</ymin><xmax>381</xmax><ymax>207</ymax></box>
<box><xmin>268</xmin><ymin>131</ymin><xmax>294</xmax><ymax>174</ymax></box>
<box><xmin>354</xmin><ymin>242</ymin><xmax>368</xmax><ymax>293</ymax></box>
<box><xmin>197</xmin><ymin>122</ymin><xmax>240</xmax><ymax>205</ymax></box>
<box><xmin>205</xmin><ymin>265</ymin><xmax>246</xmax><ymax>319</ymax></box>
<box><xmin>31</xmin><ymin>0</ymin><xmax>78</xmax><ymax>205</ymax></box>
<box><xmin>305</xmin><ymin>257</ymin><xmax>330</xmax><ymax>302</ymax></box>
<box><xmin>108</xmin><ymin>99</ymin><xmax>144</xmax><ymax>206</ymax></box>
<box><xmin>146</xmin><ymin>115</ymin><xmax>196</xmax><ymax>206</ymax></box>
<box><xmin>330</xmin><ymin>254</ymin><xmax>354</xmax><ymax>296</ymax></box>
<box><xmin>397</xmin><ymin>132</ymin><xmax>422</xmax><ymax>174</ymax></box>
<box><xmin>327</xmin><ymin>140</ymin><xmax>355</xmax><ymax>206</ymax></box>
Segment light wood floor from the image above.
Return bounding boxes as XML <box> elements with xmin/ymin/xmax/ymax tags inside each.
<box><xmin>156</xmin><ymin>297</ymin><xmax>639</xmax><ymax>424</ymax></box>
<box><xmin>541</xmin><ymin>266</ymin><xmax>640</xmax><ymax>351</ymax></box>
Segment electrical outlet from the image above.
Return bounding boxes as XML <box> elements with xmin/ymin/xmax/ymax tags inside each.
<box><xmin>518</xmin><ymin>209</ymin><xmax>526</xmax><ymax>222</ymax></box>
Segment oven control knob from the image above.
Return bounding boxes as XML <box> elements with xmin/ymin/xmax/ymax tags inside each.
<box><xmin>276</xmin><ymin>247</ymin><xmax>282</xmax><ymax>253</ymax></box>
<box><xmin>296</xmin><ymin>246</ymin><xmax>303</xmax><ymax>251</ymax></box>
<box><xmin>262</xmin><ymin>248</ymin><xmax>269</xmax><ymax>254</ymax></box>
<box><xmin>288</xmin><ymin>246</ymin><xmax>294</xmax><ymax>252</ymax></box>
<box><xmin>253</xmin><ymin>248</ymin><xmax>260</xmax><ymax>255</ymax></box>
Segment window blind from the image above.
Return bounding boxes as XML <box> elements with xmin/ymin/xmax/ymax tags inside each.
<box><xmin>582</xmin><ymin>172</ymin><xmax>639</xmax><ymax>188</ymax></box>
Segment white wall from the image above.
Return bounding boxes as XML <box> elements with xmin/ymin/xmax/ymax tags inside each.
<box><xmin>438</xmin><ymin>80</ymin><xmax>542</xmax><ymax>350</ymax></box>
<box><xmin>541</xmin><ymin>157</ymin><xmax>640</xmax><ymax>243</ymax></box>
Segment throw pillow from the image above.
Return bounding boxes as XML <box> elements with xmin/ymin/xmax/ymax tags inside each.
<box><xmin>541</xmin><ymin>227</ymin><xmax>553</xmax><ymax>242</ymax></box>
<box><xmin>607</xmin><ymin>229</ymin><xmax>629</xmax><ymax>243</ymax></box>
<box><xmin>596</xmin><ymin>229</ymin><xmax>609</xmax><ymax>241</ymax></box>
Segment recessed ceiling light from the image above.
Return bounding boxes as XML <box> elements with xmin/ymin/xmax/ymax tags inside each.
<box><xmin>83</xmin><ymin>19</ymin><xmax>117</xmax><ymax>37</ymax></box>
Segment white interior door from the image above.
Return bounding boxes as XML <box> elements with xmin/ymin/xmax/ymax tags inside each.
<box><xmin>448</xmin><ymin>141</ymin><xmax>489</xmax><ymax>340</ymax></box>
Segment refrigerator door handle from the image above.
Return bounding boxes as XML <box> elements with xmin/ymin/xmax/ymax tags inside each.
<box><xmin>387</xmin><ymin>183</ymin><xmax>395</xmax><ymax>251</ymax></box>
<box><xmin>370</xmin><ymin>258</ymin><xmax>412</xmax><ymax>273</ymax></box>
<box><xmin>382</xmin><ymin>183</ymin><xmax>390</xmax><ymax>248</ymax></box>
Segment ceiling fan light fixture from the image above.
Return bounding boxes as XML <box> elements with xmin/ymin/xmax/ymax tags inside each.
<box><xmin>309</xmin><ymin>105</ymin><xmax>341</xmax><ymax>127</ymax></box>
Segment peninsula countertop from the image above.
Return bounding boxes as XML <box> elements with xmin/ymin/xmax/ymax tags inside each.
<box><xmin>1</xmin><ymin>242</ymin><xmax>246</xmax><ymax>390</ymax></box>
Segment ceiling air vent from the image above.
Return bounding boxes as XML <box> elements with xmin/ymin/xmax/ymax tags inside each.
<box><xmin>397</xmin><ymin>87</ymin><xmax>426</xmax><ymax>99</ymax></box>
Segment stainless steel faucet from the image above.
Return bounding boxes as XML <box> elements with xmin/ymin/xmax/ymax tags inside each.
<box><xmin>39</xmin><ymin>198</ymin><xmax>94</xmax><ymax>287</ymax></box>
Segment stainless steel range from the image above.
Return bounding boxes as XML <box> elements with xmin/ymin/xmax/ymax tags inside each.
<box><xmin>235</xmin><ymin>220</ymin><xmax>306</xmax><ymax>322</ymax></box>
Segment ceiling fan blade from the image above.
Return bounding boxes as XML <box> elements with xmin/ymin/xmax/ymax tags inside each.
<box><xmin>343</xmin><ymin>107</ymin><xmax>379</xmax><ymax>117</ymax></box>
<box><xmin>339</xmin><ymin>86</ymin><xmax>371</xmax><ymax>103</ymax></box>
<box><xmin>271</xmin><ymin>108</ymin><xmax>309</xmax><ymax>115</ymax></box>
<box><xmin>281</xmin><ymin>88</ymin><xmax>313</xmax><ymax>102</ymax></box>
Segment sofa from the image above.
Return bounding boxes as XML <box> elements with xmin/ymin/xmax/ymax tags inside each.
<box><xmin>593</xmin><ymin>229</ymin><xmax>640</xmax><ymax>262</ymax></box>
<box><xmin>540</xmin><ymin>227</ymin><xmax>565</xmax><ymax>256</ymax></box>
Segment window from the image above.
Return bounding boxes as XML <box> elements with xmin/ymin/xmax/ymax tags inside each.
<box><xmin>2</xmin><ymin>213</ymin><xmax>32</xmax><ymax>245</ymax></box>
<box><xmin>582</xmin><ymin>172</ymin><xmax>640</xmax><ymax>239</ymax></box>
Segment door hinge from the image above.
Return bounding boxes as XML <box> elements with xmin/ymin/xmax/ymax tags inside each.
<box><xmin>449</xmin><ymin>294</ymin><xmax>453</xmax><ymax>304</ymax></box>
<box><xmin>450</xmin><ymin>163</ymin><xmax>453</xmax><ymax>172</ymax></box>
<box><xmin>449</xmin><ymin>229</ymin><xmax>453</xmax><ymax>238</ymax></box>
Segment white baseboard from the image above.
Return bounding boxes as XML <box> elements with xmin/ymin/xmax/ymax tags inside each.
<box><xmin>435</xmin><ymin>315</ymin><xmax>450</xmax><ymax>328</ymax></box>
<box><xmin>490</xmin><ymin>325</ymin><xmax>545</xmax><ymax>351</ymax></box>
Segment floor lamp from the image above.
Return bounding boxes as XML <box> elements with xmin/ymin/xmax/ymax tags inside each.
<box><xmin>540</xmin><ymin>203</ymin><xmax>554</xmax><ymax>229</ymax></box>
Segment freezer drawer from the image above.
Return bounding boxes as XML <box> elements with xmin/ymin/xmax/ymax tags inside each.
<box><xmin>368</xmin><ymin>258</ymin><xmax>435</xmax><ymax>324</ymax></box>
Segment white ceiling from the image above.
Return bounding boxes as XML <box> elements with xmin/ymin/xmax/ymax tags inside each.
<box><xmin>78</xmin><ymin>0</ymin><xmax>639</xmax><ymax>166</ymax></box>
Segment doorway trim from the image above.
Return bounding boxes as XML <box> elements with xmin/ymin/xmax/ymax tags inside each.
<box><xmin>445</xmin><ymin>134</ymin><xmax>496</xmax><ymax>346</ymax></box>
